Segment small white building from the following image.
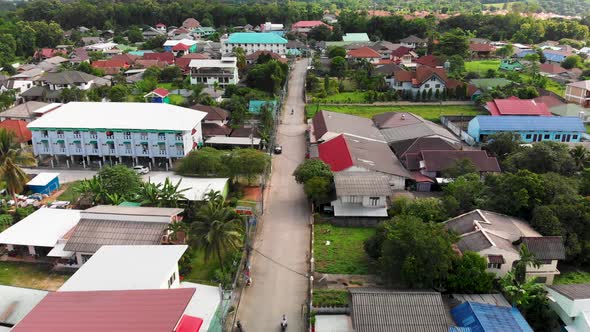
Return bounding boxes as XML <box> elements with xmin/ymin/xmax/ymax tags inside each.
<box><xmin>58</xmin><ymin>245</ymin><xmax>188</xmax><ymax>291</ymax></box>
<box><xmin>7</xmin><ymin>69</ymin><xmax>45</xmax><ymax>95</ymax></box>
<box><xmin>148</xmin><ymin>175</ymin><xmax>229</xmax><ymax>201</ymax></box>
<box><xmin>0</xmin><ymin>208</ymin><xmax>80</xmax><ymax>259</ymax></box>
<box><xmin>27</xmin><ymin>102</ymin><xmax>207</xmax><ymax>167</ymax></box>
<box><xmin>546</xmin><ymin>283</ymin><xmax>590</xmax><ymax>332</ymax></box>
<box><xmin>331</xmin><ymin>172</ymin><xmax>393</xmax><ymax>217</ymax></box>
<box><xmin>85</xmin><ymin>42</ymin><xmax>118</xmax><ymax>52</ymax></box>
<box><xmin>189</xmin><ymin>57</ymin><xmax>239</xmax><ymax>89</ymax></box>
<box><xmin>221</xmin><ymin>32</ymin><xmax>288</xmax><ymax>55</ymax></box>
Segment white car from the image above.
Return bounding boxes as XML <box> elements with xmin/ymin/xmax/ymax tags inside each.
<box><xmin>133</xmin><ymin>165</ymin><xmax>150</xmax><ymax>174</ymax></box>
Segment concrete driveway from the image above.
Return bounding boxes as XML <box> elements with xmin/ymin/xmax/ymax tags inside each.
<box><xmin>236</xmin><ymin>59</ymin><xmax>311</xmax><ymax>331</ymax></box>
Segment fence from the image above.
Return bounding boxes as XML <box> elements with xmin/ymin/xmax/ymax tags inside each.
<box><xmin>440</xmin><ymin>115</ymin><xmax>477</xmax><ymax>146</ymax></box>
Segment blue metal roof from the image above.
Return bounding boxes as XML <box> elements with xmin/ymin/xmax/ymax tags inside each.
<box><xmin>516</xmin><ymin>49</ymin><xmax>535</xmax><ymax>58</ymax></box>
<box><xmin>451</xmin><ymin>302</ymin><xmax>533</xmax><ymax>332</ymax></box>
<box><xmin>226</xmin><ymin>32</ymin><xmax>287</xmax><ymax>44</ymax></box>
<box><xmin>473</xmin><ymin>115</ymin><xmax>585</xmax><ymax>132</ymax></box>
<box><xmin>543</xmin><ymin>51</ymin><xmax>567</xmax><ymax>62</ymax></box>
<box><xmin>248</xmin><ymin>100</ymin><xmax>277</xmax><ymax>114</ymax></box>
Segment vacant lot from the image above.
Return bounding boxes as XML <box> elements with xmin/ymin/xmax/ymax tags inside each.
<box><xmin>0</xmin><ymin>261</ymin><xmax>72</xmax><ymax>290</ymax></box>
<box><xmin>313</xmin><ymin>289</ymin><xmax>350</xmax><ymax>307</ymax></box>
<box><xmin>306</xmin><ymin>104</ymin><xmax>483</xmax><ymax>122</ymax></box>
<box><xmin>465</xmin><ymin>60</ymin><xmax>501</xmax><ymax>74</ymax></box>
<box><xmin>555</xmin><ymin>271</ymin><xmax>590</xmax><ymax>284</ymax></box>
<box><xmin>314</xmin><ymin>224</ymin><xmax>375</xmax><ymax>275</ymax></box>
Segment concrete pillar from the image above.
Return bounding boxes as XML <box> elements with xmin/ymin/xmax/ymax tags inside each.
<box><xmin>28</xmin><ymin>246</ymin><xmax>36</xmax><ymax>256</ymax></box>
<box><xmin>6</xmin><ymin>244</ymin><xmax>13</xmax><ymax>251</ymax></box>
<box><xmin>87</xmin><ymin>155</ymin><xmax>91</xmax><ymax>165</ymax></box>
<box><xmin>118</xmin><ymin>156</ymin><xmax>122</xmax><ymax>163</ymax></box>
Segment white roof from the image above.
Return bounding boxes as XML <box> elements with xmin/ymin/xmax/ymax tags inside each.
<box><xmin>331</xmin><ymin>200</ymin><xmax>388</xmax><ymax>217</ymax></box>
<box><xmin>27</xmin><ymin>102</ymin><xmax>207</xmax><ymax>131</ymax></box>
<box><xmin>0</xmin><ymin>286</ymin><xmax>48</xmax><ymax>326</ymax></box>
<box><xmin>26</xmin><ymin>172</ymin><xmax>60</xmax><ymax>186</ymax></box>
<box><xmin>0</xmin><ymin>208</ymin><xmax>80</xmax><ymax>247</ymax></box>
<box><xmin>163</xmin><ymin>39</ymin><xmax>198</xmax><ymax>47</ymax></box>
<box><xmin>58</xmin><ymin>245</ymin><xmax>188</xmax><ymax>291</ymax></box>
<box><xmin>32</xmin><ymin>102</ymin><xmax>63</xmax><ymax>115</ymax></box>
<box><xmin>148</xmin><ymin>175</ymin><xmax>228</xmax><ymax>201</ymax></box>
<box><xmin>189</xmin><ymin>57</ymin><xmax>237</xmax><ymax>69</ymax></box>
<box><xmin>85</xmin><ymin>42</ymin><xmax>118</xmax><ymax>50</ymax></box>
<box><xmin>181</xmin><ymin>282</ymin><xmax>221</xmax><ymax>331</ymax></box>
<box><xmin>315</xmin><ymin>315</ymin><xmax>354</xmax><ymax>332</ymax></box>
<box><xmin>205</xmin><ymin>136</ymin><xmax>261</xmax><ymax>146</ymax></box>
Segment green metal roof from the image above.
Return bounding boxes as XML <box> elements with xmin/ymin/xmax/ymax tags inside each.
<box><xmin>342</xmin><ymin>33</ymin><xmax>370</xmax><ymax>42</ymax></box>
<box><xmin>118</xmin><ymin>201</ymin><xmax>141</xmax><ymax>207</ymax></box>
<box><xmin>227</xmin><ymin>32</ymin><xmax>287</xmax><ymax>44</ymax></box>
<box><xmin>248</xmin><ymin>100</ymin><xmax>277</xmax><ymax>114</ymax></box>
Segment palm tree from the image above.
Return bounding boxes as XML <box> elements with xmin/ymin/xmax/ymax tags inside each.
<box><xmin>570</xmin><ymin>145</ymin><xmax>589</xmax><ymax>169</ymax></box>
<box><xmin>188</xmin><ymin>84</ymin><xmax>208</xmax><ymax>105</ymax></box>
<box><xmin>500</xmin><ymin>270</ymin><xmax>546</xmax><ymax>307</ymax></box>
<box><xmin>74</xmin><ymin>176</ymin><xmax>106</xmax><ymax>204</ymax></box>
<box><xmin>234</xmin><ymin>47</ymin><xmax>246</xmax><ymax>73</ymax></box>
<box><xmin>136</xmin><ymin>181</ymin><xmax>161</xmax><ymax>206</ymax></box>
<box><xmin>203</xmin><ymin>190</ymin><xmax>224</xmax><ymax>208</ymax></box>
<box><xmin>190</xmin><ymin>197</ymin><xmax>243</xmax><ymax>270</ymax></box>
<box><xmin>0</xmin><ymin>129</ymin><xmax>36</xmax><ymax>202</ymax></box>
<box><xmin>167</xmin><ymin>221</ymin><xmax>189</xmax><ymax>244</ymax></box>
<box><xmin>514</xmin><ymin>244</ymin><xmax>541</xmax><ymax>284</ymax></box>
<box><xmin>159</xmin><ymin>177</ymin><xmax>189</xmax><ymax>207</ymax></box>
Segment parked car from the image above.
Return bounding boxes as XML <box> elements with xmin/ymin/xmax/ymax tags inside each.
<box><xmin>133</xmin><ymin>165</ymin><xmax>150</xmax><ymax>174</ymax></box>
<box><xmin>274</xmin><ymin>145</ymin><xmax>282</xmax><ymax>154</ymax></box>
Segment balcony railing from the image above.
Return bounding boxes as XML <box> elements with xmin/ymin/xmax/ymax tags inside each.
<box><xmin>175</xmin><ymin>136</ymin><xmax>183</xmax><ymax>141</ymax></box>
<box><xmin>140</xmin><ymin>135</ymin><xmax>148</xmax><ymax>140</ymax></box>
<box><xmin>90</xmin><ymin>134</ymin><xmax>98</xmax><ymax>139</ymax></box>
<box><xmin>91</xmin><ymin>149</ymin><xmax>99</xmax><ymax>154</ymax></box>
<box><xmin>58</xmin><ymin>148</ymin><xmax>66</xmax><ymax>153</ymax></box>
<box><xmin>57</xmin><ymin>134</ymin><xmax>65</xmax><ymax>139</ymax></box>
<box><xmin>125</xmin><ymin>149</ymin><xmax>132</xmax><ymax>154</ymax></box>
<box><xmin>158</xmin><ymin>150</ymin><xmax>167</xmax><ymax>155</ymax></box>
<box><xmin>109</xmin><ymin>149</ymin><xmax>116</xmax><ymax>154</ymax></box>
<box><xmin>123</xmin><ymin>135</ymin><xmax>132</xmax><ymax>139</ymax></box>
<box><xmin>106</xmin><ymin>135</ymin><xmax>114</xmax><ymax>139</ymax></box>
<box><xmin>73</xmin><ymin>134</ymin><xmax>82</xmax><ymax>139</ymax></box>
<box><xmin>74</xmin><ymin>148</ymin><xmax>82</xmax><ymax>153</ymax></box>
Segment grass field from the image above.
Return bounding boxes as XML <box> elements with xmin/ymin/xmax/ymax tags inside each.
<box><xmin>57</xmin><ymin>181</ymin><xmax>82</xmax><ymax>202</ymax></box>
<box><xmin>465</xmin><ymin>60</ymin><xmax>501</xmax><ymax>75</ymax></box>
<box><xmin>313</xmin><ymin>289</ymin><xmax>350</xmax><ymax>307</ymax></box>
<box><xmin>0</xmin><ymin>261</ymin><xmax>72</xmax><ymax>290</ymax></box>
<box><xmin>314</xmin><ymin>224</ymin><xmax>375</xmax><ymax>275</ymax></box>
<box><xmin>319</xmin><ymin>91</ymin><xmax>367</xmax><ymax>103</ymax></box>
<box><xmin>306</xmin><ymin>104</ymin><xmax>483</xmax><ymax>122</ymax></box>
<box><xmin>184</xmin><ymin>248</ymin><xmax>225</xmax><ymax>285</ymax></box>
<box><xmin>555</xmin><ymin>271</ymin><xmax>590</xmax><ymax>285</ymax></box>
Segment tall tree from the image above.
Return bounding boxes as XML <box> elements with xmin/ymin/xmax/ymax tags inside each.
<box><xmin>446</xmin><ymin>251</ymin><xmax>495</xmax><ymax>294</ymax></box>
<box><xmin>0</xmin><ymin>129</ymin><xmax>36</xmax><ymax>202</ymax></box>
<box><xmin>514</xmin><ymin>244</ymin><xmax>541</xmax><ymax>284</ymax></box>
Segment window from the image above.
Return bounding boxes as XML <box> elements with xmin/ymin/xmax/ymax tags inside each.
<box><xmin>425</xmin><ymin>84</ymin><xmax>430</xmax><ymax>88</ymax></box>
<box><xmin>369</xmin><ymin>197</ymin><xmax>380</xmax><ymax>206</ymax></box>
<box><xmin>525</xmin><ymin>134</ymin><xmax>532</xmax><ymax>139</ymax></box>
<box><xmin>487</xmin><ymin>263</ymin><xmax>502</xmax><ymax>269</ymax></box>
<box><xmin>124</xmin><ymin>131</ymin><xmax>131</xmax><ymax>139</ymax></box>
<box><xmin>555</xmin><ymin>134</ymin><xmax>561</xmax><ymax>140</ymax></box>
<box><xmin>41</xmin><ymin>130</ymin><xmax>48</xmax><ymax>137</ymax></box>
<box><xmin>430</xmin><ymin>77</ymin><xmax>436</xmax><ymax>81</ymax></box>
<box><xmin>73</xmin><ymin>130</ymin><xmax>81</xmax><ymax>138</ymax></box>
<box><xmin>167</xmin><ymin>273</ymin><xmax>176</xmax><ymax>288</ymax></box>
<box><xmin>544</xmin><ymin>134</ymin><xmax>550</xmax><ymax>139</ymax></box>
<box><xmin>106</xmin><ymin>131</ymin><xmax>114</xmax><ymax>139</ymax></box>
<box><xmin>435</xmin><ymin>84</ymin><xmax>441</xmax><ymax>88</ymax></box>
<box><xmin>158</xmin><ymin>132</ymin><xmax>166</xmax><ymax>140</ymax></box>
<box><xmin>573</xmin><ymin>135</ymin><xmax>579</xmax><ymax>140</ymax></box>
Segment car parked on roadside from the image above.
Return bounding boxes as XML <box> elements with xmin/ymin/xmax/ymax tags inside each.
<box><xmin>133</xmin><ymin>165</ymin><xmax>150</xmax><ymax>174</ymax></box>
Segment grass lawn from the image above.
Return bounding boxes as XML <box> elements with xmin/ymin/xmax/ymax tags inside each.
<box><xmin>183</xmin><ymin>248</ymin><xmax>226</xmax><ymax>285</ymax></box>
<box><xmin>320</xmin><ymin>91</ymin><xmax>367</xmax><ymax>103</ymax></box>
<box><xmin>314</xmin><ymin>224</ymin><xmax>375</xmax><ymax>275</ymax></box>
<box><xmin>465</xmin><ymin>60</ymin><xmax>501</xmax><ymax>75</ymax></box>
<box><xmin>0</xmin><ymin>261</ymin><xmax>72</xmax><ymax>290</ymax></box>
<box><xmin>157</xmin><ymin>83</ymin><xmax>175</xmax><ymax>90</ymax></box>
<box><xmin>169</xmin><ymin>94</ymin><xmax>185</xmax><ymax>105</ymax></box>
<box><xmin>555</xmin><ymin>271</ymin><xmax>590</xmax><ymax>284</ymax></box>
<box><xmin>306</xmin><ymin>104</ymin><xmax>483</xmax><ymax>123</ymax></box>
<box><xmin>313</xmin><ymin>289</ymin><xmax>350</xmax><ymax>307</ymax></box>
<box><xmin>56</xmin><ymin>181</ymin><xmax>82</xmax><ymax>202</ymax></box>
<box><xmin>585</xmin><ymin>124</ymin><xmax>590</xmax><ymax>133</ymax></box>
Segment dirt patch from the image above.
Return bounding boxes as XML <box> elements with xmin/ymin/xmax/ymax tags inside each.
<box><xmin>242</xmin><ymin>186</ymin><xmax>261</xmax><ymax>202</ymax></box>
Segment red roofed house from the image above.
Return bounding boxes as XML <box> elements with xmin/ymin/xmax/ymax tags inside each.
<box><xmin>34</xmin><ymin>48</ymin><xmax>58</xmax><ymax>61</ymax></box>
<box><xmin>91</xmin><ymin>59</ymin><xmax>130</xmax><ymax>75</ymax></box>
<box><xmin>392</xmin><ymin>66</ymin><xmax>449</xmax><ymax>98</ymax></box>
<box><xmin>486</xmin><ymin>98</ymin><xmax>552</xmax><ymax>116</ymax></box>
<box><xmin>390</xmin><ymin>46</ymin><xmax>418</xmax><ymax>67</ymax></box>
<box><xmin>415</xmin><ymin>55</ymin><xmax>446</xmax><ymax>68</ymax></box>
<box><xmin>143</xmin><ymin>52</ymin><xmax>175</xmax><ymax>65</ymax></box>
<box><xmin>144</xmin><ymin>88</ymin><xmax>170</xmax><ymax>104</ymax></box>
<box><xmin>175</xmin><ymin>53</ymin><xmax>210</xmax><ymax>73</ymax></box>
<box><xmin>155</xmin><ymin>22</ymin><xmax>167</xmax><ymax>32</ymax></box>
<box><xmin>11</xmin><ymin>288</ymin><xmax>202</xmax><ymax>332</ymax></box>
<box><xmin>0</xmin><ymin>119</ymin><xmax>32</xmax><ymax>144</ymax></box>
<box><xmin>291</xmin><ymin>20</ymin><xmax>332</xmax><ymax>33</ymax></box>
<box><xmin>172</xmin><ymin>43</ymin><xmax>191</xmax><ymax>57</ymax></box>
<box><xmin>346</xmin><ymin>47</ymin><xmax>382</xmax><ymax>64</ymax></box>
<box><xmin>182</xmin><ymin>18</ymin><xmax>201</xmax><ymax>30</ymax></box>
<box><xmin>469</xmin><ymin>43</ymin><xmax>495</xmax><ymax>58</ymax></box>
<box><xmin>110</xmin><ymin>53</ymin><xmax>139</xmax><ymax>66</ymax></box>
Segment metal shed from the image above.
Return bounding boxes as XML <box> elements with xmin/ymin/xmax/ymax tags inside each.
<box><xmin>26</xmin><ymin>172</ymin><xmax>60</xmax><ymax>195</ymax></box>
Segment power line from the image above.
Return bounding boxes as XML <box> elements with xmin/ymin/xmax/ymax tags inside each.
<box><xmin>249</xmin><ymin>246</ymin><xmax>308</xmax><ymax>278</ymax></box>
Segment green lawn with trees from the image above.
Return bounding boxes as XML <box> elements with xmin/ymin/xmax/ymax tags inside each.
<box><xmin>555</xmin><ymin>271</ymin><xmax>590</xmax><ymax>284</ymax></box>
<box><xmin>465</xmin><ymin>60</ymin><xmax>501</xmax><ymax>74</ymax></box>
<box><xmin>314</xmin><ymin>224</ymin><xmax>375</xmax><ymax>275</ymax></box>
<box><xmin>305</xmin><ymin>104</ymin><xmax>483</xmax><ymax>122</ymax></box>
<box><xmin>313</xmin><ymin>289</ymin><xmax>350</xmax><ymax>307</ymax></box>
<box><xmin>0</xmin><ymin>261</ymin><xmax>72</xmax><ymax>290</ymax></box>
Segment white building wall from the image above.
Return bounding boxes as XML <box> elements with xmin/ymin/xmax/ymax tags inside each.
<box><xmin>221</xmin><ymin>42</ymin><xmax>287</xmax><ymax>55</ymax></box>
<box><xmin>159</xmin><ymin>265</ymin><xmax>181</xmax><ymax>289</ymax></box>
<box><xmin>479</xmin><ymin>247</ymin><xmax>520</xmax><ymax>278</ymax></box>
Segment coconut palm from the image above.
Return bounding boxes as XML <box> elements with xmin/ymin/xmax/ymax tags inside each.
<box><xmin>203</xmin><ymin>190</ymin><xmax>224</xmax><ymax>208</ymax></box>
<box><xmin>74</xmin><ymin>176</ymin><xmax>107</xmax><ymax>204</ymax></box>
<box><xmin>190</xmin><ymin>197</ymin><xmax>243</xmax><ymax>270</ymax></box>
<box><xmin>167</xmin><ymin>221</ymin><xmax>189</xmax><ymax>244</ymax></box>
<box><xmin>0</xmin><ymin>129</ymin><xmax>36</xmax><ymax>201</ymax></box>
<box><xmin>570</xmin><ymin>145</ymin><xmax>590</xmax><ymax>169</ymax></box>
<box><xmin>513</xmin><ymin>244</ymin><xmax>541</xmax><ymax>284</ymax></box>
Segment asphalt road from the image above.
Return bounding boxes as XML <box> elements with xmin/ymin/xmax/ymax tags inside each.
<box><xmin>236</xmin><ymin>59</ymin><xmax>311</xmax><ymax>331</ymax></box>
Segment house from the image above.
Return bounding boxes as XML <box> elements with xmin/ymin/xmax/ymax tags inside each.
<box><xmin>155</xmin><ymin>22</ymin><xmax>166</xmax><ymax>32</ymax></box>
<box><xmin>389</xmin><ymin>46</ymin><xmax>418</xmax><ymax>66</ymax></box>
<box><xmin>60</xmin><ymin>206</ymin><xmax>184</xmax><ymax>267</ymax></box>
<box><xmin>69</xmin><ymin>47</ymin><xmax>89</xmax><ymax>64</ymax></box>
<box><xmin>349</xmin><ymin>288</ymin><xmax>452</xmax><ymax>332</ymax></box>
<box><xmin>245</xmin><ymin>50</ymin><xmax>285</xmax><ymax>65</ymax></box>
<box><xmin>175</xmin><ymin>53</ymin><xmax>209</xmax><ymax>73</ymax></box>
<box><xmin>182</xmin><ymin>18</ymin><xmax>200</xmax><ymax>30</ymax></box>
<box><xmin>33</xmin><ymin>48</ymin><xmax>59</xmax><ymax>61</ymax></box>
<box><xmin>85</xmin><ymin>42</ymin><xmax>118</xmax><ymax>53</ymax></box>
<box><xmin>539</xmin><ymin>63</ymin><xmax>568</xmax><ymax>77</ymax></box>
<box><xmin>467</xmin><ymin>115</ymin><xmax>585</xmax><ymax>143</ymax></box>
<box><xmin>346</xmin><ymin>47</ymin><xmax>381</xmax><ymax>64</ymax></box>
<box><xmin>342</xmin><ymin>33</ymin><xmax>370</xmax><ymax>43</ymax></box>
<box><xmin>110</xmin><ymin>53</ymin><xmax>139</xmax><ymax>66</ymax></box>
<box><xmin>194</xmin><ymin>27</ymin><xmax>216</xmax><ymax>38</ymax></box>
<box><xmin>415</xmin><ymin>54</ymin><xmax>446</xmax><ymax>68</ymax></box>
<box><xmin>27</xmin><ymin>102</ymin><xmax>207</xmax><ymax>167</ymax></box>
<box><xmin>485</xmin><ymin>98</ymin><xmax>552</xmax><ymax>116</ymax></box>
<box><xmin>408</xmin><ymin>150</ymin><xmax>501</xmax><ymax>181</ymax></box>
<box><xmin>0</xmin><ymin>286</ymin><xmax>48</xmax><ymax>328</ymax></box>
<box><xmin>451</xmin><ymin>302</ymin><xmax>533</xmax><ymax>332</ymax></box>
<box><xmin>11</xmin><ymin>288</ymin><xmax>199</xmax><ymax>332</ymax></box>
<box><xmin>469</xmin><ymin>43</ymin><xmax>495</xmax><ymax>58</ymax></box>
<box><xmin>7</xmin><ymin>68</ymin><xmax>45</xmax><ymax>95</ymax></box>
<box><xmin>26</xmin><ymin>172</ymin><xmax>59</xmax><ymax>194</ymax></box>
<box><xmin>310</xmin><ymin>110</ymin><xmax>384</xmax><ymax>143</ymax></box>
<box><xmin>188</xmin><ymin>57</ymin><xmax>239</xmax><ymax>89</ymax></box>
<box><xmin>91</xmin><ymin>59</ymin><xmax>129</xmax><ymax>75</ymax></box>
<box><xmin>499</xmin><ymin>59</ymin><xmax>524</xmax><ymax>71</ymax></box>
<box><xmin>0</xmin><ymin>120</ymin><xmax>32</xmax><ymax>144</ymax></box>
<box><xmin>33</xmin><ymin>71</ymin><xmax>109</xmax><ymax>98</ymax></box>
<box><xmin>546</xmin><ymin>283</ymin><xmax>590</xmax><ymax>332</ymax></box>
<box><xmin>331</xmin><ymin>172</ymin><xmax>393</xmax><ymax>217</ymax></box>
<box><xmin>192</xmin><ymin>104</ymin><xmax>230</xmax><ymax>137</ymax></box>
<box><xmin>59</xmin><ymin>245</ymin><xmax>187</xmax><ymax>291</ymax></box>
<box><xmin>287</xmin><ymin>40</ymin><xmax>307</xmax><ymax>56</ymax></box>
<box><xmin>221</xmin><ymin>32</ymin><xmax>288</xmax><ymax>55</ymax></box>
<box><xmin>0</xmin><ymin>102</ymin><xmax>62</xmax><ymax>122</ymax></box>
<box><xmin>445</xmin><ymin>209</ymin><xmax>566</xmax><ymax>284</ymax></box>
<box><xmin>142</xmin><ymin>52</ymin><xmax>175</xmax><ymax>65</ymax></box>
<box><xmin>163</xmin><ymin>39</ymin><xmax>197</xmax><ymax>55</ymax></box>
<box><xmin>148</xmin><ymin>175</ymin><xmax>229</xmax><ymax>201</ymax></box>
<box><xmin>399</xmin><ymin>35</ymin><xmax>427</xmax><ymax>49</ymax></box>
<box><xmin>318</xmin><ymin>133</ymin><xmax>411</xmax><ymax>189</ymax></box>
<box><xmin>391</xmin><ymin>66</ymin><xmax>449</xmax><ymax>98</ymax></box>
<box><xmin>565</xmin><ymin>80</ymin><xmax>590</xmax><ymax>107</ymax></box>
<box><xmin>144</xmin><ymin>88</ymin><xmax>170</xmax><ymax>104</ymax></box>
<box><xmin>261</xmin><ymin>22</ymin><xmax>284</xmax><ymax>32</ymax></box>
<box><xmin>374</xmin><ymin>63</ymin><xmax>403</xmax><ymax>88</ymax></box>
<box><xmin>543</xmin><ymin>49</ymin><xmax>573</xmax><ymax>64</ymax></box>
<box><xmin>0</xmin><ymin>209</ymin><xmax>80</xmax><ymax>261</ymax></box>
<box><xmin>291</xmin><ymin>20</ymin><xmax>331</xmax><ymax>34</ymax></box>
<box><xmin>373</xmin><ymin>112</ymin><xmax>459</xmax><ymax>145</ymax></box>
<box><xmin>550</xmin><ymin>103</ymin><xmax>589</xmax><ymax>122</ymax></box>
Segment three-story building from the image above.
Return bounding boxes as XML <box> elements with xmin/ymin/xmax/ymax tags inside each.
<box><xmin>27</xmin><ymin>102</ymin><xmax>206</xmax><ymax>168</ymax></box>
<box><xmin>221</xmin><ymin>32</ymin><xmax>288</xmax><ymax>55</ymax></box>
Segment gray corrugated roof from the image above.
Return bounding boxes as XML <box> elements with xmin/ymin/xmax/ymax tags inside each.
<box><xmin>63</xmin><ymin>219</ymin><xmax>168</xmax><ymax>253</ymax></box>
<box><xmin>0</xmin><ymin>101</ymin><xmax>49</xmax><ymax>119</ymax></box>
<box><xmin>41</xmin><ymin>71</ymin><xmax>103</xmax><ymax>85</ymax></box>
<box><xmin>344</xmin><ymin>135</ymin><xmax>412</xmax><ymax>178</ymax></box>
<box><xmin>451</xmin><ymin>293</ymin><xmax>510</xmax><ymax>307</ymax></box>
<box><xmin>380</xmin><ymin>122</ymin><xmax>457</xmax><ymax>144</ymax></box>
<box><xmin>83</xmin><ymin>205</ymin><xmax>183</xmax><ymax>217</ymax></box>
<box><xmin>549</xmin><ymin>283</ymin><xmax>590</xmax><ymax>300</ymax></box>
<box><xmin>350</xmin><ymin>288</ymin><xmax>451</xmax><ymax>332</ymax></box>
<box><xmin>334</xmin><ymin>172</ymin><xmax>393</xmax><ymax>196</ymax></box>
<box><xmin>521</xmin><ymin>236</ymin><xmax>566</xmax><ymax>260</ymax></box>
<box><xmin>313</xmin><ymin>110</ymin><xmax>384</xmax><ymax>142</ymax></box>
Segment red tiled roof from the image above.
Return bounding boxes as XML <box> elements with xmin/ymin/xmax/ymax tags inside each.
<box><xmin>192</xmin><ymin>104</ymin><xmax>230</xmax><ymax>121</ymax></box>
<box><xmin>0</xmin><ymin>120</ymin><xmax>32</xmax><ymax>143</ymax></box>
<box><xmin>469</xmin><ymin>43</ymin><xmax>495</xmax><ymax>52</ymax></box>
<box><xmin>176</xmin><ymin>315</ymin><xmax>204</xmax><ymax>332</ymax></box>
<box><xmin>420</xmin><ymin>150</ymin><xmax>501</xmax><ymax>173</ymax></box>
<box><xmin>415</xmin><ymin>55</ymin><xmax>444</xmax><ymax>67</ymax></box>
<box><xmin>143</xmin><ymin>52</ymin><xmax>175</xmax><ymax>65</ymax></box>
<box><xmin>347</xmin><ymin>47</ymin><xmax>381</xmax><ymax>59</ymax></box>
<box><xmin>318</xmin><ymin>134</ymin><xmax>353</xmax><ymax>171</ymax></box>
<box><xmin>181</xmin><ymin>53</ymin><xmax>209</xmax><ymax>59</ymax></box>
<box><xmin>35</xmin><ymin>48</ymin><xmax>58</xmax><ymax>59</ymax></box>
<box><xmin>539</xmin><ymin>63</ymin><xmax>567</xmax><ymax>74</ymax></box>
<box><xmin>172</xmin><ymin>43</ymin><xmax>190</xmax><ymax>51</ymax></box>
<box><xmin>151</xmin><ymin>88</ymin><xmax>169</xmax><ymax>97</ymax></box>
<box><xmin>486</xmin><ymin>98</ymin><xmax>552</xmax><ymax>116</ymax></box>
<box><xmin>134</xmin><ymin>59</ymin><xmax>167</xmax><ymax>68</ymax></box>
<box><xmin>91</xmin><ymin>59</ymin><xmax>129</xmax><ymax>69</ymax></box>
<box><xmin>292</xmin><ymin>21</ymin><xmax>331</xmax><ymax>29</ymax></box>
<box><xmin>394</xmin><ymin>66</ymin><xmax>448</xmax><ymax>85</ymax></box>
<box><xmin>183</xmin><ymin>18</ymin><xmax>200</xmax><ymax>29</ymax></box>
<box><xmin>411</xmin><ymin>171</ymin><xmax>435</xmax><ymax>183</ymax></box>
<box><xmin>12</xmin><ymin>288</ymin><xmax>196</xmax><ymax>332</ymax></box>
<box><xmin>390</xmin><ymin>46</ymin><xmax>413</xmax><ymax>58</ymax></box>
<box><xmin>111</xmin><ymin>54</ymin><xmax>139</xmax><ymax>65</ymax></box>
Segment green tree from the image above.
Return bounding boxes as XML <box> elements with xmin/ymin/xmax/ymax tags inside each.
<box><xmin>437</xmin><ymin>28</ymin><xmax>469</xmax><ymax>57</ymax></box>
<box><xmin>176</xmin><ymin>147</ymin><xmax>227</xmax><ymax>176</ymax></box>
<box><xmin>389</xmin><ymin>197</ymin><xmax>448</xmax><ymax>223</ymax></box>
<box><xmin>570</xmin><ymin>145</ymin><xmax>590</xmax><ymax>169</ymax></box>
<box><xmin>442</xmin><ymin>158</ymin><xmax>478</xmax><ymax>178</ymax></box>
<box><xmin>447</xmin><ymin>55</ymin><xmax>465</xmax><ymax>76</ymax></box>
<box><xmin>74</xmin><ymin>176</ymin><xmax>107</xmax><ymax>204</ymax></box>
<box><xmin>446</xmin><ymin>252</ymin><xmax>495</xmax><ymax>293</ymax></box>
<box><xmin>303</xmin><ymin>176</ymin><xmax>331</xmax><ymax>203</ymax></box>
<box><xmin>0</xmin><ymin>34</ymin><xmax>17</xmax><ymax>63</ymax></box>
<box><xmin>329</xmin><ymin>56</ymin><xmax>347</xmax><ymax>78</ymax></box>
<box><xmin>227</xmin><ymin>148</ymin><xmax>270</xmax><ymax>184</ymax></box>
<box><xmin>14</xmin><ymin>21</ymin><xmax>37</xmax><ymax>56</ymax></box>
<box><xmin>327</xmin><ymin>46</ymin><xmax>346</xmax><ymax>58</ymax></box>
<box><xmin>97</xmin><ymin>164</ymin><xmax>141</xmax><ymax>198</ymax></box>
<box><xmin>234</xmin><ymin>47</ymin><xmax>246</xmax><ymax>73</ymax></box>
<box><xmin>442</xmin><ymin>173</ymin><xmax>485</xmax><ymax>216</ymax></box>
<box><xmin>108</xmin><ymin>84</ymin><xmax>129</xmax><ymax>102</ymax></box>
<box><xmin>483</xmin><ymin>132</ymin><xmax>521</xmax><ymax>160</ymax></box>
<box><xmin>504</xmin><ymin>141</ymin><xmax>577</xmax><ymax>175</ymax></box>
<box><xmin>0</xmin><ymin>129</ymin><xmax>36</xmax><ymax>202</ymax></box>
<box><xmin>379</xmin><ymin>215</ymin><xmax>457</xmax><ymax>288</ymax></box>
<box><xmin>307</xmin><ymin>25</ymin><xmax>332</xmax><ymax>41</ymax></box>
<box><xmin>495</xmin><ymin>43</ymin><xmax>514</xmax><ymax>58</ymax></box>
<box><xmin>561</xmin><ymin>55</ymin><xmax>582</xmax><ymax>69</ymax></box>
<box><xmin>245</xmin><ymin>60</ymin><xmax>288</xmax><ymax>94</ymax></box>
<box><xmin>530</xmin><ymin>205</ymin><xmax>563</xmax><ymax>236</ymax></box>
<box><xmin>293</xmin><ymin>159</ymin><xmax>332</xmax><ymax>184</ymax></box>
<box><xmin>159</xmin><ymin>65</ymin><xmax>182</xmax><ymax>82</ymax></box>
<box><xmin>514</xmin><ymin>244</ymin><xmax>541</xmax><ymax>284</ymax></box>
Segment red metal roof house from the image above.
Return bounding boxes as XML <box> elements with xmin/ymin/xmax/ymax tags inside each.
<box><xmin>486</xmin><ymin>98</ymin><xmax>552</xmax><ymax>116</ymax></box>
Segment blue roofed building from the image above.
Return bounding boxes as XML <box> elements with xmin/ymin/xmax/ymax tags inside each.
<box><xmin>543</xmin><ymin>50</ymin><xmax>571</xmax><ymax>64</ymax></box>
<box><xmin>467</xmin><ymin>115</ymin><xmax>585</xmax><ymax>143</ymax></box>
<box><xmin>248</xmin><ymin>100</ymin><xmax>277</xmax><ymax>115</ymax></box>
<box><xmin>515</xmin><ymin>49</ymin><xmax>535</xmax><ymax>58</ymax></box>
<box><xmin>451</xmin><ymin>302</ymin><xmax>533</xmax><ymax>332</ymax></box>
<box><xmin>221</xmin><ymin>32</ymin><xmax>288</xmax><ymax>55</ymax></box>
